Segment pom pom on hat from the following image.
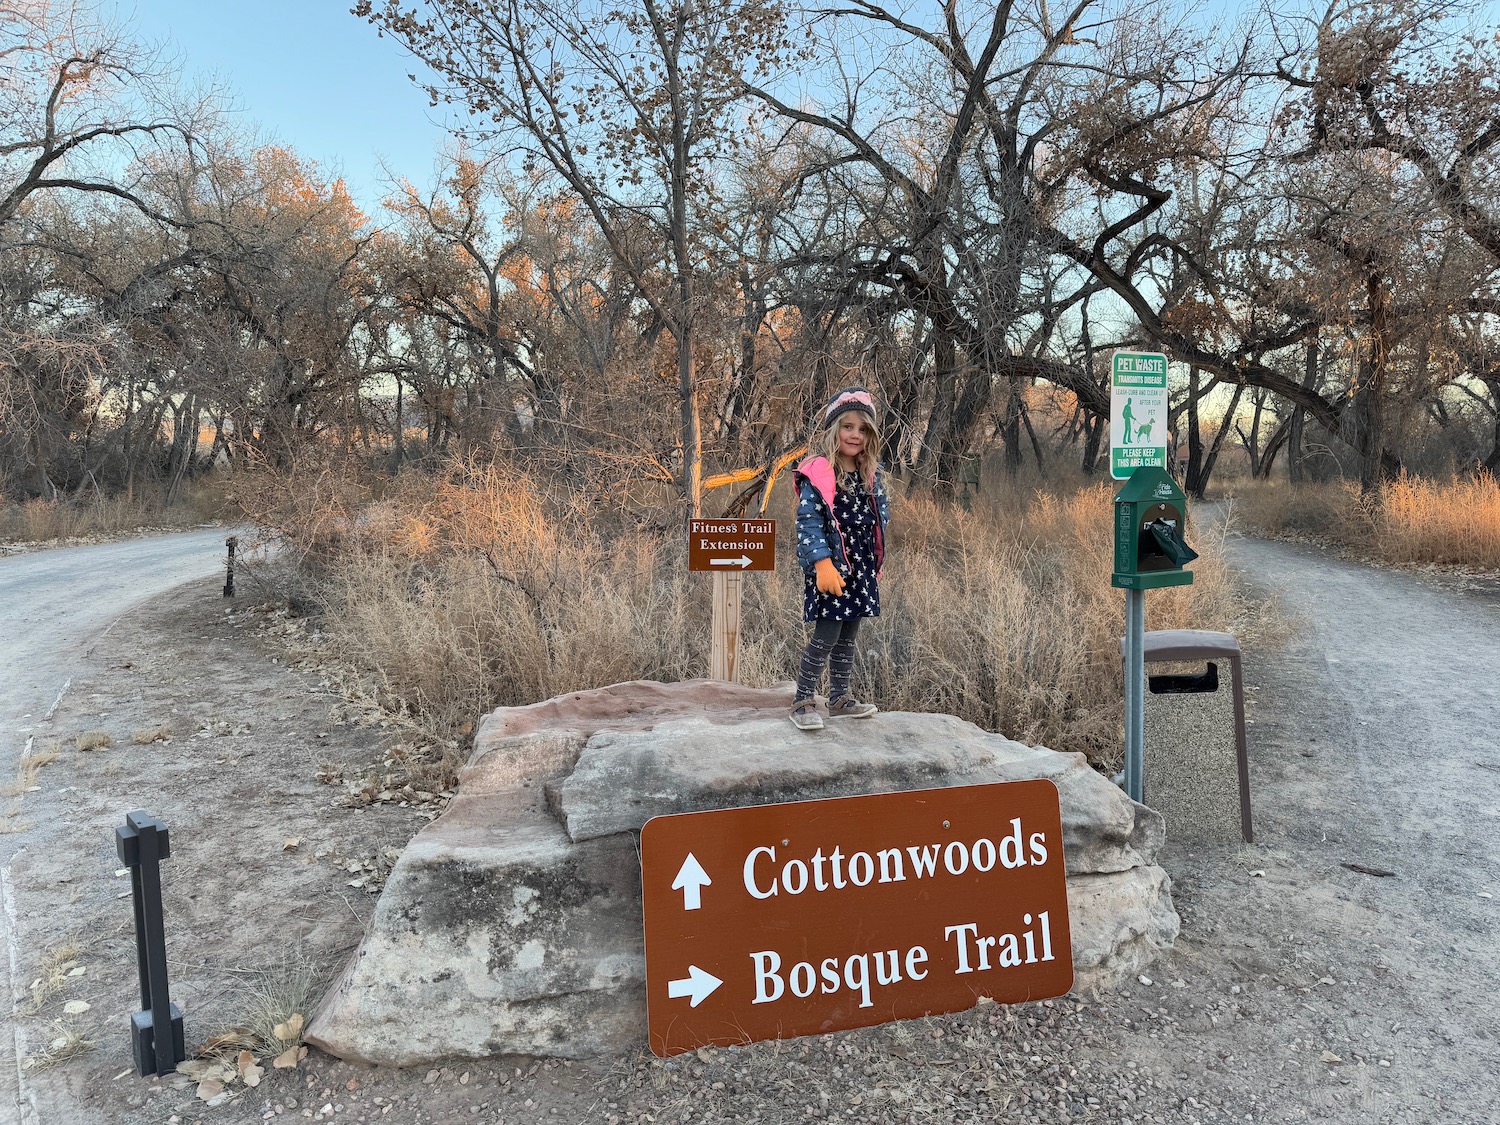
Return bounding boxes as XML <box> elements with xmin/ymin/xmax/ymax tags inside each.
<box><xmin>823</xmin><ymin>386</ymin><xmax>877</xmax><ymax>428</ymax></box>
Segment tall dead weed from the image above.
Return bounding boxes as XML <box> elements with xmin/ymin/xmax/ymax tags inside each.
<box><xmin>1234</xmin><ymin>473</ymin><xmax>1500</xmax><ymax>569</ymax></box>
<box><xmin>305</xmin><ymin>462</ymin><xmax>1259</xmax><ymax>770</ymax></box>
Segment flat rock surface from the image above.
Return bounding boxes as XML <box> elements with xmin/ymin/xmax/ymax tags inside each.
<box><xmin>544</xmin><ymin>703</ymin><xmax>1154</xmax><ymax>869</ymax></box>
<box><xmin>307</xmin><ymin>682</ymin><xmax>1174</xmax><ymax>1064</ymax></box>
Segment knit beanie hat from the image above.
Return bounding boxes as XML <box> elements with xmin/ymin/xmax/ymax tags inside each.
<box><xmin>823</xmin><ymin>386</ymin><xmax>877</xmax><ymax>429</ymax></box>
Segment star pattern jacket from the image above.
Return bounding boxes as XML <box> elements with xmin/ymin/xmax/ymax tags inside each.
<box><xmin>793</xmin><ymin>455</ymin><xmax>891</xmax><ymax>577</ymax></box>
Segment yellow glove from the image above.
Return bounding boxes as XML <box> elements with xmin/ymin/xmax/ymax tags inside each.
<box><xmin>814</xmin><ymin>557</ymin><xmax>846</xmax><ymax>597</ymax></box>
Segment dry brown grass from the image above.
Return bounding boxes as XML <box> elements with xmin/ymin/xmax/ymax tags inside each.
<box><xmin>22</xmin><ymin>1022</ymin><xmax>96</xmax><ymax>1071</ymax></box>
<box><xmin>26</xmin><ymin>944</ymin><xmax>83</xmax><ymax>1014</ymax></box>
<box><xmin>308</xmin><ymin>460</ymin><xmax>1258</xmax><ymax>772</ymax></box>
<box><xmin>0</xmin><ymin>803</ymin><xmax>32</xmax><ymax>834</ymax></box>
<box><xmin>2</xmin><ymin>743</ymin><xmax>61</xmax><ymax>798</ymax></box>
<box><xmin>1376</xmin><ymin>473</ymin><xmax>1500</xmax><ymax>566</ymax></box>
<box><xmin>846</xmin><ymin>483</ymin><xmax>1248</xmax><ymax>762</ymax></box>
<box><xmin>1232</xmin><ymin>480</ymin><xmax>1370</xmax><ymax>545</ymax></box>
<box><xmin>0</xmin><ymin>478</ymin><xmax>232</xmax><ymax>545</ymax></box>
<box><xmin>1234</xmin><ymin>473</ymin><xmax>1500</xmax><ymax>569</ymax></box>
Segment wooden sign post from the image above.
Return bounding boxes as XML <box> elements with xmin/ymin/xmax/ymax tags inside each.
<box><xmin>640</xmin><ymin>780</ymin><xmax>1073</xmax><ymax>1056</ymax></box>
<box><xmin>688</xmin><ymin>519</ymin><xmax>776</xmax><ymax>682</ymax></box>
<box><xmin>709</xmin><ymin>572</ymin><xmax>742</xmax><ymax>682</ymax></box>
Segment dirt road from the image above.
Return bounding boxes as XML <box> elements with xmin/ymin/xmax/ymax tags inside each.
<box><xmin>1</xmin><ymin>530</ymin><xmax>242</xmax><ymax>1116</ymax></box>
<box><xmin>0</xmin><ymin>529</ymin><xmax>238</xmax><ymax>775</ymax></box>
<box><xmin>2</xmin><ymin>525</ymin><xmax>1497</xmax><ymax>1124</ymax></box>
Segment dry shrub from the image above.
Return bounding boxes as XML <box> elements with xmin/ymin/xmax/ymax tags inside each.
<box><xmin>316</xmin><ymin>462</ymin><xmax>1256</xmax><ymax>769</ymax></box>
<box><xmin>0</xmin><ymin>480</ymin><xmax>233</xmax><ymax>544</ymax></box>
<box><xmin>860</xmin><ymin>484</ymin><xmax>1246</xmax><ymax>764</ymax></box>
<box><xmin>1232</xmin><ymin>480</ymin><xmax>1373</xmax><ymax>547</ymax></box>
<box><xmin>323</xmin><ymin>462</ymin><xmax>701</xmax><ymax>735</ymax></box>
<box><xmin>232</xmin><ymin>447</ymin><xmax>373</xmax><ymax>570</ymax></box>
<box><xmin>1233</xmin><ymin>474</ymin><xmax>1500</xmax><ymax>568</ymax></box>
<box><xmin>1376</xmin><ymin>473</ymin><xmax>1500</xmax><ymax>567</ymax></box>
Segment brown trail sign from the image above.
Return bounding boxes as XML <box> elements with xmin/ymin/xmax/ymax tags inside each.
<box><xmin>640</xmin><ymin>781</ymin><xmax>1073</xmax><ymax>1057</ymax></box>
<box><xmin>687</xmin><ymin>519</ymin><xmax>776</xmax><ymax>683</ymax></box>
<box><xmin>687</xmin><ymin>519</ymin><xmax>776</xmax><ymax>573</ymax></box>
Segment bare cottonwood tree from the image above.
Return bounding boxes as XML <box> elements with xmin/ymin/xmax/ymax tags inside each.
<box><xmin>356</xmin><ymin>0</ymin><xmax>794</xmax><ymax>515</ymax></box>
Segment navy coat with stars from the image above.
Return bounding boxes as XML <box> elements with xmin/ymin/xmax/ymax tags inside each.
<box><xmin>793</xmin><ymin>456</ymin><xmax>891</xmax><ymax>615</ymax></box>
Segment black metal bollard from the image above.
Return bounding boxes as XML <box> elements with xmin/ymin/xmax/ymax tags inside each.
<box><xmin>115</xmin><ymin>811</ymin><xmax>185</xmax><ymax>1077</ymax></box>
<box><xmin>223</xmin><ymin>535</ymin><xmax>237</xmax><ymax>598</ymax></box>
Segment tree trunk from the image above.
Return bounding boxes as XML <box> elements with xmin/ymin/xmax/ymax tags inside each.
<box><xmin>884</xmin><ymin>317</ymin><xmax>931</xmax><ymax>476</ymax></box>
<box><xmin>165</xmin><ymin>395</ymin><xmax>199</xmax><ymax>506</ymax></box>
<box><xmin>918</xmin><ymin>331</ymin><xmax>958</xmax><ymax>493</ymax></box>
<box><xmin>393</xmin><ymin>377</ymin><xmax>405</xmax><ymax>470</ymax></box>
<box><xmin>1020</xmin><ymin>396</ymin><xmax>1046</xmax><ymax>476</ymax></box>
<box><xmin>28</xmin><ymin>424</ymin><xmax>57</xmax><ymax>501</ymax></box>
<box><xmin>1001</xmin><ymin>380</ymin><xmax>1023</xmax><ymax>476</ymax></box>
<box><xmin>1182</xmin><ymin>367</ymin><xmax>1206</xmax><ymax>498</ymax></box>
<box><xmin>939</xmin><ymin>366</ymin><xmax>994</xmax><ymax>480</ymax></box>
<box><xmin>1080</xmin><ymin>410</ymin><xmax>1104</xmax><ymax>476</ymax></box>
<box><xmin>1480</xmin><ymin>378</ymin><xmax>1500</xmax><ymax>474</ymax></box>
<box><xmin>1288</xmin><ymin>342</ymin><xmax>1317</xmax><ymax>484</ymax></box>
<box><xmin>1199</xmin><ymin>383</ymin><xmax>1243</xmax><ymax>498</ymax></box>
<box><xmin>1258</xmin><ymin>416</ymin><xmax>1293</xmax><ymax>479</ymax></box>
<box><xmin>1345</xmin><ymin>273</ymin><xmax>1402</xmax><ymax>496</ymax></box>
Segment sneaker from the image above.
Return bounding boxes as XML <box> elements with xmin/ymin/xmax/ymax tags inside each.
<box><xmin>788</xmin><ymin>701</ymin><xmax>824</xmax><ymax>731</ymax></box>
<box><xmin>828</xmin><ymin>696</ymin><xmax>878</xmax><ymax>718</ymax></box>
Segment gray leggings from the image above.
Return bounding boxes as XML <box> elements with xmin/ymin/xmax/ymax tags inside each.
<box><xmin>795</xmin><ymin>619</ymin><xmax>862</xmax><ymax>702</ymax></box>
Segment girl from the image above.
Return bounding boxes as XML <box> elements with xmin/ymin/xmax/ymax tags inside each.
<box><xmin>789</xmin><ymin>386</ymin><xmax>892</xmax><ymax>731</ymax></box>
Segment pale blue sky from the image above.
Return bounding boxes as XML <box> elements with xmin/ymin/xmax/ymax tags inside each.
<box><xmin>115</xmin><ymin>1</ymin><xmax>460</xmax><ymax>214</ymax></box>
<box><xmin>113</xmin><ymin>1</ymin><xmax>1499</xmax><ymax>221</ymax></box>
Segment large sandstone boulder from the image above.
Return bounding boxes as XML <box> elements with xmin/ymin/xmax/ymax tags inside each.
<box><xmin>307</xmin><ymin>681</ymin><xmax>1178</xmax><ymax>1065</ymax></box>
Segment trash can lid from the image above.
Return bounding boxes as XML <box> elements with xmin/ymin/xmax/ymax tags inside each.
<box><xmin>1119</xmin><ymin>629</ymin><xmax>1241</xmax><ymax>661</ymax></box>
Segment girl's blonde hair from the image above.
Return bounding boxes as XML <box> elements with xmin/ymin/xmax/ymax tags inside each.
<box><xmin>819</xmin><ymin>412</ymin><xmax>881</xmax><ymax>487</ymax></box>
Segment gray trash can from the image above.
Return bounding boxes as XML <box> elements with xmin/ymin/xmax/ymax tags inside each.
<box><xmin>1120</xmin><ymin>629</ymin><xmax>1253</xmax><ymax>843</ymax></box>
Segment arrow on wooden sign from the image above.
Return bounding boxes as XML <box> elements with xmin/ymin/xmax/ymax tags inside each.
<box><xmin>667</xmin><ymin>966</ymin><xmax>723</xmax><ymax>1008</ymax></box>
<box><xmin>672</xmin><ymin>853</ymin><xmax>712</xmax><ymax>911</ymax></box>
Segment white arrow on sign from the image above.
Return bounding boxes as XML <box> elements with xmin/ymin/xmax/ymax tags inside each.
<box><xmin>667</xmin><ymin>965</ymin><xmax>723</xmax><ymax>1008</ymax></box>
<box><xmin>671</xmin><ymin>852</ymin><xmax>712</xmax><ymax>910</ymax></box>
<box><xmin>709</xmin><ymin>555</ymin><xmax>753</xmax><ymax>568</ymax></box>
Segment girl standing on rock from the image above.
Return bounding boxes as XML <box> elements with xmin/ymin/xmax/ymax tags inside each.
<box><xmin>789</xmin><ymin>386</ymin><xmax>891</xmax><ymax>731</ymax></box>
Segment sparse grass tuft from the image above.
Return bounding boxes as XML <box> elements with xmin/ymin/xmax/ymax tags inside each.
<box><xmin>23</xmin><ymin>1022</ymin><xmax>96</xmax><ymax>1070</ymax></box>
<box><xmin>27</xmin><ymin>944</ymin><xmax>83</xmax><ymax>1013</ymax></box>
<box><xmin>2</xmin><ymin>743</ymin><xmax>61</xmax><ymax>797</ymax></box>
<box><xmin>74</xmin><ymin>731</ymin><xmax>111</xmax><ymax>751</ymax></box>
<box><xmin>241</xmin><ymin>962</ymin><xmax>316</xmax><ymax>1055</ymax></box>
<box><xmin>130</xmin><ymin>725</ymin><xmax>173</xmax><ymax>745</ymax></box>
<box><xmin>0</xmin><ymin>803</ymin><xmax>32</xmax><ymax>834</ymax></box>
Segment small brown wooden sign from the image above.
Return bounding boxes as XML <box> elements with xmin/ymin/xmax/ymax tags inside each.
<box><xmin>640</xmin><ymin>780</ymin><xmax>1072</xmax><ymax>1057</ymax></box>
<box><xmin>687</xmin><ymin>519</ymin><xmax>776</xmax><ymax>573</ymax></box>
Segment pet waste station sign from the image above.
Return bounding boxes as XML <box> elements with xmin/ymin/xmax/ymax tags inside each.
<box><xmin>640</xmin><ymin>780</ymin><xmax>1073</xmax><ymax>1056</ymax></box>
<box><xmin>687</xmin><ymin>519</ymin><xmax>776</xmax><ymax>573</ymax></box>
<box><xmin>1111</xmin><ymin>351</ymin><xmax>1169</xmax><ymax>479</ymax></box>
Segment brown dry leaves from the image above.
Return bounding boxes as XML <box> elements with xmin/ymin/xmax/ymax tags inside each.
<box><xmin>183</xmin><ymin>1010</ymin><xmax>307</xmax><ymax>1102</ymax></box>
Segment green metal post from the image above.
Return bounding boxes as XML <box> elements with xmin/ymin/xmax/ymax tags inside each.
<box><xmin>1124</xmin><ymin>588</ymin><xmax>1146</xmax><ymax>803</ymax></box>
